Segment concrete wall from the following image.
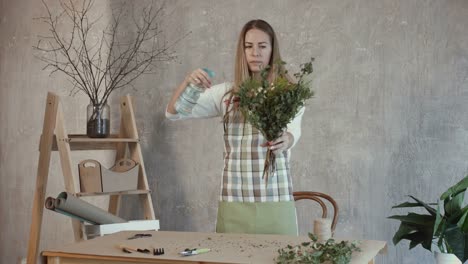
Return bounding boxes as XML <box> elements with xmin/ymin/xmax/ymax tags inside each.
<box><xmin>1</xmin><ymin>0</ymin><xmax>468</xmax><ymax>263</ymax></box>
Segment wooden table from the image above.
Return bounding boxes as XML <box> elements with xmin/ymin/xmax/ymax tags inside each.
<box><xmin>42</xmin><ymin>231</ymin><xmax>387</xmax><ymax>264</ymax></box>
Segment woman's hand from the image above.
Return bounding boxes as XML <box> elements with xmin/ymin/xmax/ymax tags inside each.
<box><xmin>262</xmin><ymin>132</ymin><xmax>294</xmax><ymax>155</ymax></box>
<box><xmin>166</xmin><ymin>68</ymin><xmax>212</xmax><ymax>114</ymax></box>
<box><xmin>185</xmin><ymin>68</ymin><xmax>212</xmax><ymax>89</ymax></box>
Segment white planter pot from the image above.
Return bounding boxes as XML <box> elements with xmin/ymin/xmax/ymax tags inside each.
<box><xmin>434</xmin><ymin>252</ymin><xmax>462</xmax><ymax>264</ymax></box>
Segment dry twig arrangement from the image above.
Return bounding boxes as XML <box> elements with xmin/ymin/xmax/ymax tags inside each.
<box><xmin>34</xmin><ymin>0</ymin><xmax>181</xmax><ymax>106</ymax></box>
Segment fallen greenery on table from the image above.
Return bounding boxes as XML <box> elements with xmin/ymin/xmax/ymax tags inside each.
<box><xmin>275</xmin><ymin>233</ymin><xmax>361</xmax><ymax>264</ymax></box>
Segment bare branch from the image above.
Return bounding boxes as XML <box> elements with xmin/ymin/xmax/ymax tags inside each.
<box><xmin>34</xmin><ymin>0</ymin><xmax>184</xmax><ymax>106</ymax></box>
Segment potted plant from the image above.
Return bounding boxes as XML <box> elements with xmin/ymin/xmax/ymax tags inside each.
<box><xmin>389</xmin><ymin>175</ymin><xmax>468</xmax><ymax>263</ymax></box>
<box><xmin>34</xmin><ymin>0</ymin><xmax>180</xmax><ymax>137</ymax></box>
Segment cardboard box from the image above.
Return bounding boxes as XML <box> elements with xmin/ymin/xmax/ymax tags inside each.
<box><xmin>101</xmin><ymin>160</ymin><xmax>139</xmax><ymax>192</ymax></box>
<box><xmin>79</xmin><ymin>159</ymin><xmax>139</xmax><ymax>193</ymax></box>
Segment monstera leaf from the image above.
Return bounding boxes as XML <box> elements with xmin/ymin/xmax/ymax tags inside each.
<box><xmin>389</xmin><ymin>196</ymin><xmax>437</xmax><ymax>251</ymax></box>
<box><xmin>390</xmin><ymin>174</ymin><xmax>468</xmax><ymax>262</ymax></box>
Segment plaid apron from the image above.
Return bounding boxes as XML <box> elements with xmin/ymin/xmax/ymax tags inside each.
<box><xmin>220</xmin><ymin>111</ymin><xmax>294</xmax><ymax>202</ymax></box>
<box><xmin>216</xmin><ymin>112</ymin><xmax>297</xmax><ymax>234</ymax></box>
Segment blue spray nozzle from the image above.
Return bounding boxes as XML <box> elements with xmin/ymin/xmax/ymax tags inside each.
<box><xmin>202</xmin><ymin>68</ymin><xmax>215</xmax><ymax>78</ymax></box>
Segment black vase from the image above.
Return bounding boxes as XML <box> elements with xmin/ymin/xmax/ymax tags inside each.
<box><xmin>86</xmin><ymin>101</ymin><xmax>110</xmax><ymax>138</ymax></box>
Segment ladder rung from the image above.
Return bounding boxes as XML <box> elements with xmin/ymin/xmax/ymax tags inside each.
<box><xmin>50</xmin><ymin>135</ymin><xmax>139</xmax><ymax>151</ymax></box>
<box><xmin>68</xmin><ymin>134</ymin><xmax>139</xmax><ymax>142</ymax></box>
<box><xmin>76</xmin><ymin>189</ymin><xmax>151</xmax><ymax>197</ymax></box>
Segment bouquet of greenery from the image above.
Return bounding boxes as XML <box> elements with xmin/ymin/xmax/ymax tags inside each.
<box><xmin>275</xmin><ymin>233</ymin><xmax>361</xmax><ymax>264</ymax></box>
<box><xmin>235</xmin><ymin>58</ymin><xmax>314</xmax><ymax>183</ymax></box>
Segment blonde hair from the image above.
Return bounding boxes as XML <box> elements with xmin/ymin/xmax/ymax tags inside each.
<box><xmin>223</xmin><ymin>19</ymin><xmax>291</xmax><ymax>129</ymax></box>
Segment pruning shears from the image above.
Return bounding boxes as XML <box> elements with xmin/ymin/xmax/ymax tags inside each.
<box><xmin>179</xmin><ymin>248</ymin><xmax>211</xmax><ymax>256</ymax></box>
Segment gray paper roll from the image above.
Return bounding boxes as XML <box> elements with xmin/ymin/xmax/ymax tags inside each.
<box><xmin>54</xmin><ymin>192</ymin><xmax>126</xmax><ymax>224</ymax></box>
<box><xmin>45</xmin><ymin>197</ymin><xmax>99</xmax><ymax>224</ymax></box>
<box><xmin>45</xmin><ymin>197</ymin><xmax>56</xmax><ymax>210</ymax></box>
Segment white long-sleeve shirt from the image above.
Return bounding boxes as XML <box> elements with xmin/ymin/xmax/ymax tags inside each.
<box><xmin>166</xmin><ymin>82</ymin><xmax>304</xmax><ymax>148</ymax></box>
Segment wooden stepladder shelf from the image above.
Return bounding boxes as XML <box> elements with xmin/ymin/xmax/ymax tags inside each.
<box><xmin>50</xmin><ymin>134</ymin><xmax>140</xmax><ymax>150</ymax></box>
<box><xmin>26</xmin><ymin>92</ymin><xmax>156</xmax><ymax>264</ymax></box>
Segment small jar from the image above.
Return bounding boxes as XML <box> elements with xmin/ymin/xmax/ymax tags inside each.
<box><xmin>86</xmin><ymin>101</ymin><xmax>110</xmax><ymax>138</ymax></box>
<box><xmin>313</xmin><ymin>218</ymin><xmax>332</xmax><ymax>241</ymax></box>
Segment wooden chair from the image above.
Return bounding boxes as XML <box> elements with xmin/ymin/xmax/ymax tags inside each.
<box><xmin>293</xmin><ymin>191</ymin><xmax>339</xmax><ymax>232</ymax></box>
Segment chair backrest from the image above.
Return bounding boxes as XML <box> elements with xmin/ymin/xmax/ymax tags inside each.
<box><xmin>293</xmin><ymin>191</ymin><xmax>339</xmax><ymax>232</ymax></box>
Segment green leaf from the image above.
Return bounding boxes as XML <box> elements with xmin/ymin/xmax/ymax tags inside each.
<box><xmin>409</xmin><ymin>238</ymin><xmax>423</xmax><ymax>250</ymax></box>
<box><xmin>392</xmin><ymin>223</ymin><xmax>419</xmax><ymax>245</ymax></box>
<box><xmin>436</xmin><ymin>235</ymin><xmax>445</xmax><ymax>253</ymax></box>
<box><xmin>308</xmin><ymin>233</ymin><xmax>318</xmax><ymax>242</ymax></box>
<box><xmin>301</xmin><ymin>242</ymin><xmax>310</xmax><ymax>247</ymax></box>
<box><xmin>457</xmin><ymin>210</ymin><xmax>468</xmax><ymax>233</ymax></box>
<box><xmin>405</xmin><ymin>231</ymin><xmax>433</xmax><ymax>251</ymax></box>
<box><xmin>440</xmin><ymin>175</ymin><xmax>468</xmax><ymax>200</ymax></box>
<box><xmin>392</xmin><ymin>223</ymin><xmax>433</xmax><ymax>251</ymax></box>
<box><xmin>408</xmin><ymin>195</ymin><xmax>438</xmax><ymax>216</ymax></box>
<box><xmin>434</xmin><ymin>202</ymin><xmax>444</xmax><ymax>236</ymax></box>
<box><xmin>445</xmin><ymin>191</ymin><xmax>465</xmax><ymax>216</ymax></box>
<box><xmin>447</xmin><ymin>206</ymin><xmax>468</xmax><ymax>224</ymax></box>
<box><xmin>392</xmin><ymin>202</ymin><xmax>427</xmax><ymax>208</ymax></box>
<box><xmin>388</xmin><ymin>213</ymin><xmax>435</xmax><ymax>226</ymax></box>
<box><xmin>445</xmin><ymin>225</ymin><xmax>468</xmax><ymax>262</ymax></box>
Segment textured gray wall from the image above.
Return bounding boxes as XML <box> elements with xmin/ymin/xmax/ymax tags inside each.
<box><xmin>1</xmin><ymin>0</ymin><xmax>468</xmax><ymax>263</ymax></box>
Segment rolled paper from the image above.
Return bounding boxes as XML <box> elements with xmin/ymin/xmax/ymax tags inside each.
<box><xmin>53</xmin><ymin>192</ymin><xmax>126</xmax><ymax>224</ymax></box>
<box><xmin>45</xmin><ymin>196</ymin><xmax>99</xmax><ymax>224</ymax></box>
<box><xmin>45</xmin><ymin>197</ymin><xmax>56</xmax><ymax>210</ymax></box>
<box><xmin>314</xmin><ymin>218</ymin><xmax>332</xmax><ymax>241</ymax></box>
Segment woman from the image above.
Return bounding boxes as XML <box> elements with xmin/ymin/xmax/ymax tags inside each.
<box><xmin>166</xmin><ymin>19</ymin><xmax>305</xmax><ymax>235</ymax></box>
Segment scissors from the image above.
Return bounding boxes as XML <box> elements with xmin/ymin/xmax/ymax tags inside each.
<box><xmin>127</xmin><ymin>233</ymin><xmax>152</xmax><ymax>240</ymax></box>
<box><xmin>179</xmin><ymin>248</ymin><xmax>211</xmax><ymax>256</ymax></box>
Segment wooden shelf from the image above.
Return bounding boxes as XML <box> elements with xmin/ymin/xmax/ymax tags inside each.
<box><xmin>67</xmin><ymin>134</ymin><xmax>139</xmax><ymax>142</ymax></box>
<box><xmin>50</xmin><ymin>134</ymin><xmax>139</xmax><ymax>151</ymax></box>
<box><xmin>28</xmin><ymin>93</ymin><xmax>156</xmax><ymax>264</ymax></box>
<box><xmin>76</xmin><ymin>189</ymin><xmax>151</xmax><ymax>197</ymax></box>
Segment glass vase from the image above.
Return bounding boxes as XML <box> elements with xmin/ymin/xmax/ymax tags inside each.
<box><xmin>86</xmin><ymin>101</ymin><xmax>110</xmax><ymax>138</ymax></box>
